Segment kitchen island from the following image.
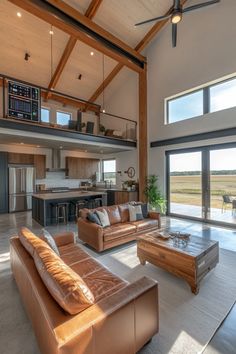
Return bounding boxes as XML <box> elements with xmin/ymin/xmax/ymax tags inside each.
<box><xmin>32</xmin><ymin>191</ymin><xmax>107</xmax><ymax>226</ymax></box>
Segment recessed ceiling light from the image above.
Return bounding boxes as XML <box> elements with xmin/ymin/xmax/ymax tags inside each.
<box><xmin>49</xmin><ymin>30</ymin><xmax>54</xmax><ymax>35</ymax></box>
<box><xmin>90</xmin><ymin>51</ymin><xmax>94</xmax><ymax>56</ymax></box>
<box><xmin>17</xmin><ymin>12</ymin><xmax>22</xmax><ymax>18</ymax></box>
<box><xmin>102</xmin><ymin>109</ymin><xmax>106</xmax><ymax>113</ymax></box>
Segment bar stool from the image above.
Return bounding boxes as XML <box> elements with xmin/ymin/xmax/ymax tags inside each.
<box><xmin>55</xmin><ymin>202</ymin><xmax>69</xmax><ymax>224</ymax></box>
<box><xmin>70</xmin><ymin>199</ymin><xmax>88</xmax><ymax>221</ymax></box>
<box><xmin>94</xmin><ymin>197</ymin><xmax>103</xmax><ymax>208</ymax></box>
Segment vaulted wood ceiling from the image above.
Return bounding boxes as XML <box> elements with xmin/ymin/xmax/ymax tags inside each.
<box><xmin>0</xmin><ymin>0</ymin><xmax>175</xmax><ymax>105</ymax></box>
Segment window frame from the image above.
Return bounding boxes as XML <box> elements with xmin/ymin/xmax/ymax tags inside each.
<box><xmin>165</xmin><ymin>75</ymin><xmax>236</xmax><ymax>125</ymax></box>
<box><xmin>40</xmin><ymin>107</ymin><xmax>50</xmax><ymax>123</ymax></box>
<box><xmin>102</xmin><ymin>158</ymin><xmax>116</xmax><ymax>184</ymax></box>
<box><xmin>56</xmin><ymin>110</ymin><xmax>72</xmax><ymax>126</ymax></box>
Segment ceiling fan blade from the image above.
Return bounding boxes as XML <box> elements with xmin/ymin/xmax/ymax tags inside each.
<box><xmin>135</xmin><ymin>14</ymin><xmax>171</xmax><ymax>27</ymax></box>
<box><xmin>172</xmin><ymin>23</ymin><xmax>177</xmax><ymax>47</ymax></box>
<box><xmin>183</xmin><ymin>0</ymin><xmax>220</xmax><ymax>14</ymax></box>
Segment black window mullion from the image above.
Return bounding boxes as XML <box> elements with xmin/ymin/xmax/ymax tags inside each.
<box><xmin>203</xmin><ymin>87</ymin><xmax>210</xmax><ymax>114</ymax></box>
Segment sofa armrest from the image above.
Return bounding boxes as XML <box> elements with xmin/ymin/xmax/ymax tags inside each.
<box><xmin>53</xmin><ymin>232</ymin><xmax>75</xmax><ymax>247</ymax></box>
<box><xmin>54</xmin><ymin>276</ymin><xmax>158</xmax><ymax>354</ymax></box>
<box><xmin>78</xmin><ymin>218</ymin><xmax>104</xmax><ymax>252</ymax></box>
<box><xmin>148</xmin><ymin>211</ymin><xmax>161</xmax><ymax>228</ymax></box>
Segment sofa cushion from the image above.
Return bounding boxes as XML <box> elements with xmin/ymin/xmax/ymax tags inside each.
<box><xmin>128</xmin><ymin>204</ymin><xmax>144</xmax><ymax>222</ymax></box>
<box><xmin>106</xmin><ymin>205</ymin><xmax>121</xmax><ymax>225</ymax></box>
<box><xmin>19</xmin><ymin>227</ymin><xmax>50</xmax><ymax>257</ymax></box>
<box><xmin>58</xmin><ymin>242</ymin><xmax>127</xmax><ymax>302</ymax></box>
<box><xmin>84</xmin><ymin>268</ymin><xmax>127</xmax><ymax>302</ymax></box>
<box><xmin>118</xmin><ymin>203</ymin><xmax>130</xmax><ymax>223</ymax></box>
<box><xmin>131</xmin><ymin>219</ymin><xmax>158</xmax><ymax>232</ymax></box>
<box><xmin>103</xmin><ymin>223</ymin><xmax>136</xmax><ymax>241</ymax></box>
<box><xmin>95</xmin><ymin>209</ymin><xmax>110</xmax><ymax>227</ymax></box>
<box><xmin>33</xmin><ymin>244</ymin><xmax>95</xmax><ymax>315</ymax></box>
<box><xmin>41</xmin><ymin>229</ymin><xmax>60</xmax><ymax>256</ymax></box>
<box><xmin>87</xmin><ymin>212</ymin><xmax>102</xmax><ymax>225</ymax></box>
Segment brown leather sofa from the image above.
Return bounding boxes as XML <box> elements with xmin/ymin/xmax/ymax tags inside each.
<box><xmin>10</xmin><ymin>229</ymin><xmax>159</xmax><ymax>354</ymax></box>
<box><xmin>78</xmin><ymin>203</ymin><xmax>161</xmax><ymax>252</ymax></box>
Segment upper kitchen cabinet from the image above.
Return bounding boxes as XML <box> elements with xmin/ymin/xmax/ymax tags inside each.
<box><xmin>66</xmin><ymin>157</ymin><xmax>100</xmax><ymax>179</ymax></box>
<box><xmin>8</xmin><ymin>153</ymin><xmax>34</xmax><ymax>165</ymax></box>
<box><xmin>34</xmin><ymin>155</ymin><xmax>46</xmax><ymax>179</ymax></box>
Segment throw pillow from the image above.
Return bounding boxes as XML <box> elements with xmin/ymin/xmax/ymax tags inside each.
<box><xmin>128</xmin><ymin>204</ymin><xmax>144</xmax><ymax>222</ymax></box>
<box><xmin>141</xmin><ymin>203</ymin><xmax>148</xmax><ymax>218</ymax></box>
<box><xmin>95</xmin><ymin>209</ymin><xmax>110</xmax><ymax>228</ymax></box>
<box><xmin>87</xmin><ymin>212</ymin><xmax>102</xmax><ymax>225</ymax></box>
<box><xmin>41</xmin><ymin>229</ymin><xmax>60</xmax><ymax>256</ymax></box>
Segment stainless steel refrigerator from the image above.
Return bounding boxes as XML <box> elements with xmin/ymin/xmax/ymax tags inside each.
<box><xmin>9</xmin><ymin>166</ymin><xmax>35</xmax><ymax>212</ymax></box>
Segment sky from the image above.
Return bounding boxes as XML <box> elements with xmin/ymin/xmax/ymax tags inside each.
<box><xmin>170</xmin><ymin>148</ymin><xmax>236</xmax><ymax>172</ymax></box>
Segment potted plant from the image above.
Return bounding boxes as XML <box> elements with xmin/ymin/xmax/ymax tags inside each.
<box><xmin>144</xmin><ymin>175</ymin><xmax>166</xmax><ymax>213</ymax></box>
<box><xmin>99</xmin><ymin>124</ymin><xmax>106</xmax><ymax>135</ymax></box>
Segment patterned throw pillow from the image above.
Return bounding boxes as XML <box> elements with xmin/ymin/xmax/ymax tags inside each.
<box><xmin>128</xmin><ymin>204</ymin><xmax>144</xmax><ymax>222</ymax></box>
<box><xmin>41</xmin><ymin>229</ymin><xmax>60</xmax><ymax>256</ymax></box>
<box><xmin>95</xmin><ymin>209</ymin><xmax>110</xmax><ymax>228</ymax></box>
<box><xmin>87</xmin><ymin>212</ymin><xmax>102</xmax><ymax>225</ymax></box>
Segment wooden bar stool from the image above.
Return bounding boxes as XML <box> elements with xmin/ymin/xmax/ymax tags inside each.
<box><xmin>55</xmin><ymin>202</ymin><xmax>69</xmax><ymax>224</ymax></box>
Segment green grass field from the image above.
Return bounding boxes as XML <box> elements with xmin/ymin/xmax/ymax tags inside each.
<box><xmin>170</xmin><ymin>175</ymin><xmax>236</xmax><ymax>209</ymax></box>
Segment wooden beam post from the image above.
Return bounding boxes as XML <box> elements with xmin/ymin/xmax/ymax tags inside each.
<box><xmin>139</xmin><ymin>64</ymin><xmax>147</xmax><ymax>202</ymax></box>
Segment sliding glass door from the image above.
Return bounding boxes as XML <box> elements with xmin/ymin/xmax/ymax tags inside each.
<box><xmin>167</xmin><ymin>144</ymin><xmax>236</xmax><ymax>226</ymax></box>
<box><xmin>209</xmin><ymin>148</ymin><xmax>236</xmax><ymax>224</ymax></box>
<box><xmin>169</xmin><ymin>151</ymin><xmax>203</xmax><ymax>218</ymax></box>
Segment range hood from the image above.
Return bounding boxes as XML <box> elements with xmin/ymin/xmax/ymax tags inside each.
<box><xmin>46</xmin><ymin>149</ymin><xmax>66</xmax><ymax>172</ymax></box>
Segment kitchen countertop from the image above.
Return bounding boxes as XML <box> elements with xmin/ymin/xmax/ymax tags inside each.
<box><xmin>32</xmin><ymin>191</ymin><xmax>107</xmax><ymax>201</ymax></box>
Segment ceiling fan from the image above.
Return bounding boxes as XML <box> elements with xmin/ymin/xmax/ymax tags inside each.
<box><xmin>135</xmin><ymin>0</ymin><xmax>221</xmax><ymax>47</ymax></box>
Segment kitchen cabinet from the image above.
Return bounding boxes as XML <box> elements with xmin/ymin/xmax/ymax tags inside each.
<box><xmin>107</xmin><ymin>190</ymin><xmax>139</xmax><ymax>206</ymax></box>
<box><xmin>8</xmin><ymin>152</ymin><xmax>34</xmax><ymax>165</ymax></box>
<box><xmin>0</xmin><ymin>152</ymin><xmax>8</xmax><ymax>213</ymax></box>
<box><xmin>34</xmin><ymin>155</ymin><xmax>46</xmax><ymax>179</ymax></box>
<box><xmin>66</xmin><ymin>157</ymin><xmax>99</xmax><ymax>179</ymax></box>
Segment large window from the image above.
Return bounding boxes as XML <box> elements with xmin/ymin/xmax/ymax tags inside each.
<box><xmin>56</xmin><ymin>111</ymin><xmax>71</xmax><ymax>126</ymax></box>
<box><xmin>166</xmin><ymin>76</ymin><xmax>236</xmax><ymax>124</ymax></box>
<box><xmin>41</xmin><ymin>108</ymin><xmax>50</xmax><ymax>123</ymax></box>
<box><xmin>210</xmin><ymin>78</ymin><xmax>236</xmax><ymax>113</ymax></box>
<box><xmin>168</xmin><ymin>90</ymin><xmax>203</xmax><ymax>123</ymax></box>
<box><xmin>102</xmin><ymin>159</ymin><xmax>116</xmax><ymax>185</ymax></box>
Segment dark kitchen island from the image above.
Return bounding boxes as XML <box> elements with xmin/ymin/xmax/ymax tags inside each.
<box><xmin>32</xmin><ymin>191</ymin><xmax>107</xmax><ymax>226</ymax></box>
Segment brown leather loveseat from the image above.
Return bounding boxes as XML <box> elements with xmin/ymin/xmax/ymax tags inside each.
<box><xmin>10</xmin><ymin>228</ymin><xmax>159</xmax><ymax>354</ymax></box>
<box><xmin>78</xmin><ymin>203</ymin><xmax>161</xmax><ymax>252</ymax></box>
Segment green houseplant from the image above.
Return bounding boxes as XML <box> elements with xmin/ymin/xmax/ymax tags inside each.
<box><xmin>144</xmin><ymin>175</ymin><xmax>166</xmax><ymax>213</ymax></box>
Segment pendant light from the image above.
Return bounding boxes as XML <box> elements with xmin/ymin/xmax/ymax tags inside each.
<box><xmin>50</xmin><ymin>25</ymin><xmax>54</xmax><ymax>88</ymax></box>
<box><xmin>102</xmin><ymin>54</ymin><xmax>105</xmax><ymax>113</ymax></box>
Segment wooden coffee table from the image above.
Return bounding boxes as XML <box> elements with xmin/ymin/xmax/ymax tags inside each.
<box><xmin>137</xmin><ymin>230</ymin><xmax>219</xmax><ymax>294</ymax></box>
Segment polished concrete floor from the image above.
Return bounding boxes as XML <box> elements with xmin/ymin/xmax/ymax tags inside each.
<box><xmin>170</xmin><ymin>202</ymin><xmax>236</xmax><ymax>225</ymax></box>
<box><xmin>0</xmin><ymin>211</ymin><xmax>236</xmax><ymax>353</ymax></box>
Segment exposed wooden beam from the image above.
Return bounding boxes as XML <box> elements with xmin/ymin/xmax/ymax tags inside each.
<box><xmin>8</xmin><ymin>0</ymin><xmax>145</xmax><ymax>72</ymax></box>
<box><xmin>138</xmin><ymin>64</ymin><xmax>147</xmax><ymax>202</ymax></box>
<box><xmin>46</xmin><ymin>0</ymin><xmax>145</xmax><ymax>63</ymax></box>
<box><xmin>41</xmin><ymin>91</ymin><xmax>100</xmax><ymax>113</ymax></box>
<box><xmin>87</xmin><ymin>0</ymin><xmax>188</xmax><ymax>104</ymax></box>
<box><xmin>45</xmin><ymin>36</ymin><xmax>77</xmax><ymax>99</ymax></box>
<box><xmin>85</xmin><ymin>0</ymin><xmax>103</xmax><ymax>19</ymax></box>
<box><xmin>45</xmin><ymin>0</ymin><xmax>103</xmax><ymax>99</ymax></box>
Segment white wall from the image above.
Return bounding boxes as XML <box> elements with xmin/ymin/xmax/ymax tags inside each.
<box><xmin>147</xmin><ymin>0</ymin><xmax>236</xmax><ymax>194</ymax></box>
<box><xmin>148</xmin><ymin>0</ymin><xmax>236</xmax><ymax>141</ymax></box>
